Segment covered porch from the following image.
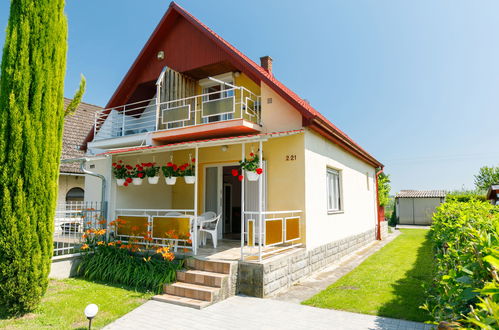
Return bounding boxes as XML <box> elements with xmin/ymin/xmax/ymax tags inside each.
<box><xmin>105</xmin><ymin>130</ymin><xmax>306</xmax><ymax>262</ymax></box>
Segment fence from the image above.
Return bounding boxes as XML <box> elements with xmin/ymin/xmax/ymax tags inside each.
<box><xmin>53</xmin><ymin>201</ymin><xmax>103</xmax><ymax>257</ymax></box>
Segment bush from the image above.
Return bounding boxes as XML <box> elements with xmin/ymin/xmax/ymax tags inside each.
<box><xmin>388</xmin><ymin>200</ymin><xmax>398</xmax><ymax>227</ymax></box>
<box><xmin>446</xmin><ymin>193</ymin><xmax>486</xmax><ymax>203</ymax></box>
<box><xmin>423</xmin><ymin>200</ymin><xmax>499</xmax><ymax>328</ymax></box>
<box><xmin>76</xmin><ymin>221</ymin><xmax>185</xmax><ymax>293</ymax></box>
<box><xmin>77</xmin><ymin>246</ymin><xmax>183</xmax><ymax>293</ymax></box>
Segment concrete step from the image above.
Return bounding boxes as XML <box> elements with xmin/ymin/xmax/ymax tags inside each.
<box><xmin>185</xmin><ymin>258</ymin><xmax>231</xmax><ymax>274</ymax></box>
<box><xmin>164</xmin><ymin>281</ymin><xmax>219</xmax><ymax>302</ymax></box>
<box><xmin>152</xmin><ymin>293</ymin><xmax>210</xmax><ymax>309</ymax></box>
<box><xmin>177</xmin><ymin>269</ymin><xmax>227</xmax><ymax>288</ymax></box>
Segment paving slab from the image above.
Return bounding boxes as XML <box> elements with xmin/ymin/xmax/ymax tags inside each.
<box><xmin>104</xmin><ymin>296</ymin><xmax>434</xmax><ymax>330</ymax></box>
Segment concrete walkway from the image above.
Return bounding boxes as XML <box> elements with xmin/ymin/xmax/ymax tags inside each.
<box><xmin>104</xmin><ymin>296</ymin><xmax>433</xmax><ymax>330</ymax></box>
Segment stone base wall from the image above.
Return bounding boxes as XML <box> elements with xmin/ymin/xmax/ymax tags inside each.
<box><xmin>238</xmin><ymin>227</ymin><xmax>376</xmax><ymax>298</ymax></box>
<box><xmin>50</xmin><ymin>254</ymin><xmax>81</xmax><ymax>279</ymax></box>
<box><xmin>380</xmin><ymin>221</ymin><xmax>389</xmax><ymax>240</ymax></box>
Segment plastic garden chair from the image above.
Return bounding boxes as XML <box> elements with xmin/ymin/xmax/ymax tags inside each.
<box><xmin>199</xmin><ymin>214</ymin><xmax>221</xmax><ymax>248</ymax></box>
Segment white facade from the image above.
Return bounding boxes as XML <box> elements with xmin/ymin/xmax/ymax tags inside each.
<box><xmin>304</xmin><ymin>130</ymin><xmax>378</xmax><ymax>249</ymax></box>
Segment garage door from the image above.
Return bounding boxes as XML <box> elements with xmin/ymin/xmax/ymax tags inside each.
<box><xmin>398</xmin><ymin>198</ymin><xmax>441</xmax><ymax>225</ymax></box>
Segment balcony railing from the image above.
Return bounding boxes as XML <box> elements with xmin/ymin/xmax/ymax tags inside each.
<box><xmin>93</xmin><ymin>86</ymin><xmax>261</xmax><ymax>141</ymax></box>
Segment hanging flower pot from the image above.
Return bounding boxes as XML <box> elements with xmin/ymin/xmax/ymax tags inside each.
<box><xmin>246</xmin><ymin>171</ymin><xmax>259</xmax><ymax>182</ymax></box>
<box><xmin>184</xmin><ymin>176</ymin><xmax>195</xmax><ymax>184</ymax></box>
<box><xmin>165</xmin><ymin>177</ymin><xmax>177</xmax><ymax>185</ymax></box>
<box><xmin>116</xmin><ymin>178</ymin><xmax>125</xmax><ymax>186</ymax></box>
<box><xmin>148</xmin><ymin>176</ymin><xmax>159</xmax><ymax>184</ymax></box>
<box><xmin>132</xmin><ymin>177</ymin><xmax>143</xmax><ymax>185</ymax></box>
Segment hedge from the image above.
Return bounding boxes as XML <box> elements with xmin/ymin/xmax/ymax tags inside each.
<box><xmin>424</xmin><ymin>200</ymin><xmax>499</xmax><ymax>328</ymax></box>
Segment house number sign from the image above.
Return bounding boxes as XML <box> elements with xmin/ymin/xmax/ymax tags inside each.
<box><xmin>286</xmin><ymin>155</ymin><xmax>297</xmax><ymax>161</ymax></box>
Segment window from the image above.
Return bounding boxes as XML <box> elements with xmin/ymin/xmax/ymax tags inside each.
<box><xmin>327</xmin><ymin>168</ymin><xmax>341</xmax><ymax>212</ymax></box>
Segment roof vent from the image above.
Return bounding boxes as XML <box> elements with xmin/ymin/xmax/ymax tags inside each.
<box><xmin>260</xmin><ymin>56</ymin><xmax>273</xmax><ymax>74</ymax></box>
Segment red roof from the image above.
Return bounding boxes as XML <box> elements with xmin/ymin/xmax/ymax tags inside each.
<box><xmin>84</xmin><ymin>2</ymin><xmax>382</xmax><ymax>168</ymax></box>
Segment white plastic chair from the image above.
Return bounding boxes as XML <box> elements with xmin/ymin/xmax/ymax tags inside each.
<box><xmin>198</xmin><ymin>212</ymin><xmax>216</xmax><ymax>246</ymax></box>
<box><xmin>199</xmin><ymin>214</ymin><xmax>221</xmax><ymax>248</ymax></box>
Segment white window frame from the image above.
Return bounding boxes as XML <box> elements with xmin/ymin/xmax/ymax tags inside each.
<box><xmin>327</xmin><ymin>168</ymin><xmax>342</xmax><ymax>213</ymax></box>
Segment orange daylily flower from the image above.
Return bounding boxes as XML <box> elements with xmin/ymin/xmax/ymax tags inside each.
<box><xmin>81</xmin><ymin>244</ymin><xmax>89</xmax><ymax>250</ymax></box>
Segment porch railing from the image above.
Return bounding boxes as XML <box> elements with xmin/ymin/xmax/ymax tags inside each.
<box><xmin>53</xmin><ymin>201</ymin><xmax>103</xmax><ymax>257</ymax></box>
<box><xmin>93</xmin><ymin>86</ymin><xmax>261</xmax><ymax>141</ymax></box>
<box><xmin>241</xmin><ymin>210</ymin><xmax>303</xmax><ymax>262</ymax></box>
<box><xmin>113</xmin><ymin>209</ymin><xmax>197</xmax><ymax>253</ymax></box>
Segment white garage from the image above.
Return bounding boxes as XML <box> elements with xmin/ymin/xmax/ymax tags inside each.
<box><xmin>395</xmin><ymin>190</ymin><xmax>446</xmax><ymax>225</ymax></box>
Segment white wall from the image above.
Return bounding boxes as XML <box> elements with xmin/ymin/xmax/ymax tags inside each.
<box><xmin>57</xmin><ymin>174</ymin><xmax>85</xmax><ymax>205</ymax></box>
<box><xmin>304</xmin><ymin>130</ymin><xmax>378</xmax><ymax>249</ymax></box>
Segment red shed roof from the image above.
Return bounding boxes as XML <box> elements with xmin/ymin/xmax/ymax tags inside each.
<box><xmin>84</xmin><ymin>2</ymin><xmax>382</xmax><ymax>168</ymax></box>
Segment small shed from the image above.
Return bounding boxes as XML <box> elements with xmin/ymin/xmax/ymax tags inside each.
<box><xmin>486</xmin><ymin>184</ymin><xmax>499</xmax><ymax>205</ymax></box>
<box><xmin>395</xmin><ymin>190</ymin><xmax>446</xmax><ymax>225</ymax></box>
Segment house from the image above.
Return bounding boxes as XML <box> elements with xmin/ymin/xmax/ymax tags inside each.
<box><xmin>395</xmin><ymin>190</ymin><xmax>446</xmax><ymax>225</ymax></box>
<box><xmin>59</xmin><ymin>98</ymin><xmax>102</xmax><ymax>205</ymax></box>
<box><xmin>76</xmin><ymin>2</ymin><xmax>386</xmax><ymax>302</ymax></box>
<box><xmin>486</xmin><ymin>184</ymin><xmax>499</xmax><ymax>205</ymax></box>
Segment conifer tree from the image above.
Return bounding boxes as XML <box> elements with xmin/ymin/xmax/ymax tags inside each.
<box><xmin>0</xmin><ymin>0</ymin><xmax>68</xmax><ymax>315</ymax></box>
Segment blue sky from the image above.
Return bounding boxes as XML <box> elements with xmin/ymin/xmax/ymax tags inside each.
<box><xmin>1</xmin><ymin>0</ymin><xmax>498</xmax><ymax>193</ymax></box>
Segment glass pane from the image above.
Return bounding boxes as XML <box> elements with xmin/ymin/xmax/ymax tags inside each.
<box><xmin>205</xmin><ymin>167</ymin><xmax>218</xmax><ymax>213</ymax></box>
<box><xmin>202</xmin><ymin>97</ymin><xmax>234</xmax><ymax>117</ymax></box>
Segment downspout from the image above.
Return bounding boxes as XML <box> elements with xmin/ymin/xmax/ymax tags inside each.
<box><xmin>61</xmin><ymin>157</ymin><xmax>108</xmax><ymax>224</ymax></box>
<box><xmin>375</xmin><ymin>167</ymin><xmax>384</xmax><ymax>240</ymax></box>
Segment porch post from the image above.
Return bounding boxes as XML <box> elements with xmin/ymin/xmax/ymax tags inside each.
<box><xmin>193</xmin><ymin>146</ymin><xmax>199</xmax><ymax>255</ymax></box>
<box><xmin>258</xmin><ymin>140</ymin><xmax>263</xmax><ymax>262</ymax></box>
<box><xmin>240</xmin><ymin>143</ymin><xmax>245</xmax><ymax>261</ymax></box>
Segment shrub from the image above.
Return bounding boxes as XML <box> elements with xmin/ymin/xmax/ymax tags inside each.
<box><xmin>77</xmin><ymin>222</ymin><xmax>184</xmax><ymax>293</ymax></box>
<box><xmin>0</xmin><ymin>0</ymin><xmax>68</xmax><ymax>315</ymax></box>
<box><xmin>388</xmin><ymin>200</ymin><xmax>398</xmax><ymax>227</ymax></box>
<box><xmin>446</xmin><ymin>192</ymin><xmax>486</xmax><ymax>203</ymax></box>
<box><xmin>423</xmin><ymin>200</ymin><xmax>499</xmax><ymax>328</ymax></box>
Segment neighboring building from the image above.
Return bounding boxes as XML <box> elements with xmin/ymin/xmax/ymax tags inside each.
<box><xmin>75</xmin><ymin>2</ymin><xmax>385</xmax><ymax>301</ymax></box>
<box><xmin>486</xmin><ymin>184</ymin><xmax>499</xmax><ymax>205</ymax></box>
<box><xmin>59</xmin><ymin>98</ymin><xmax>102</xmax><ymax>205</ymax></box>
<box><xmin>395</xmin><ymin>190</ymin><xmax>446</xmax><ymax>225</ymax></box>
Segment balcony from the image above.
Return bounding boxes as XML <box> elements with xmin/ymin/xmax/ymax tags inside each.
<box><xmin>92</xmin><ymin>86</ymin><xmax>261</xmax><ymax>148</ymax></box>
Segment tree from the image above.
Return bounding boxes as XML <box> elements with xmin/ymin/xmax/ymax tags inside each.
<box><xmin>378</xmin><ymin>172</ymin><xmax>391</xmax><ymax>207</ymax></box>
<box><xmin>0</xmin><ymin>0</ymin><xmax>68</xmax><ymax>315</ymax></box>
<box><xmin>474</xmin><ymin>166</ymin><xmax>499</xmax><ymax>192</ymax></box>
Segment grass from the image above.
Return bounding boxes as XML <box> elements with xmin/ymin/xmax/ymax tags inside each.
<box><xmin>0</xmin><ymin>278</ymin><xmax>153</xmax><ymax>329</ymax></box>
<box><xmin>302</xmin><ymin>229</ymin><xmax>433</xmax><ymax>322</ymax></box>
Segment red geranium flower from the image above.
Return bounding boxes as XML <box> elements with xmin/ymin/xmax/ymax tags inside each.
<box><xmin>137</xmin><ymin>166</ymin><xmax>143</xmax><ymax>171</ymax></box>
<box><xmin>138</xmin><ymin>172</ymin><xmax>144</xmax><ymax>178</ymax></box>
<box><xmin>256</xmin><ymin>168</ymin><xmax>263</xmax><ymax>175</ymax></box>
<box><xmin>173</xmin><ymin>164</ymin><xmax>178</xmax><ymax>171</ymax></box>
<box><xmin>250</xmin><ymin>152</ymin><xmax>254</xmax><ymax>157</ymax></box>
<box><xmin>119</xmin><ymin>160</ymin><xmax>123</xmax><ymax>163</ymax></box>
<box><xmin>238</xmin><ymin>175</ymin><xmax>244</xmax><ymax>182</ymax></box>
<box><xmin>125</xmin><ymin>177</ymin><xmax>133</xmax><ymax>183</ymax></box>
<box><xmin>126</xmin><ymin>165</ymin><xmax>133</xmax><ymax>170</ymax></box>
<box><xmin>167</xmin><ymin>162</ymin><xmax>173</xmax><ymax>167</ymax></box>
<box><xmin>192</xmin><ymin>158</ymin><xmax>196</xmax><ymax>162</ymax></box>
<box><xmin>112</xmin><ymin>162</ymin><xmax>117</xmax><ymax>167</ymax></box>
<box><xmin>231</xmin><ymin>169</ymin><xmax>239</xmax><ymax>177</ymax></box>
<box><xmin>124</xmin><ymin>182</ymin><xmax>128</xmax><ymax>187</ymax></box>
<box><xmin>116</xmin><ymin>165</ymin><xmax>122</xmax><ymax>169</ymax></box>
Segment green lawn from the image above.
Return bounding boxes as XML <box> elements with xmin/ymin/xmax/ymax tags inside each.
<box><xmin>0</xmin><ymin>278</ymin><xmax>153</xmax><ymax>329</ymax></box>
<box><xmin>302</xmin><ymin>229</ymin><xmax>433</xmax><ymax>322</ymax></box>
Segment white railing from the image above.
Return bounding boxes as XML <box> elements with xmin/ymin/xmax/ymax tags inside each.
<box><xmin>114</xmin><ymin>209</ymin><xmax>198</xmax><ymax>253</ymax></box>
<box><xmin>241</xmin><ymin>210</ymin><xmax>302</xmax><ymax>262</ymax></box>
<box><xmin>53</xmin><ymin>201</ymin><xmax>103</xmax><ymax>257</ymax></box>
<box><xmin>94</xmin><ymin>86</ymin><xmax>261</xmax><ymax>141</ymax></box>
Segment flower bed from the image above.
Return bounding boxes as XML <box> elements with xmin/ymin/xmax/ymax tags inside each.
<box><xmin>424</xmin><ymin>200</ymin><xmax>499</xmax><ymax>328</ymax></box>
<box><xmin>77</xmin><ymin>223</ymin><xmax>183</xmax><ymax>293</ymax></box>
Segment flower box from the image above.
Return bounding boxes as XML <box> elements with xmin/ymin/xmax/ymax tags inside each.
<box><xmin>165</xmin><ymin>177</ymin><xmax>177</xmax><ymax>185</ymax></box>
<box><xmin>184</xmin><ymin>176</ymin><xmax>195</xmax><ymax>184</ymax></box>
<box><xmin>132</xmin><ymin>178</ymin><xmax>143</xmax><ymax>186</ymax></box>
<box><xmin>246</xmin><ymin>171</ymin><xmax>260</xmax><ymax>182</ymax></box>
<box><xmin>148</xmin><ymin>176</ymin><xmax>160</xmax><ymax>184</ymax></box>
<box><xmin>116</xmin><ymin>178</ymin><xmax>125</xmax><ymax>186</ymax></box>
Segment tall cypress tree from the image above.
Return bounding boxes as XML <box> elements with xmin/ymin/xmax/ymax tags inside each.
<box><xmin>0</xmin><ymin>0</ymin><xmax>67</xmax><ymax>315</ymax></box>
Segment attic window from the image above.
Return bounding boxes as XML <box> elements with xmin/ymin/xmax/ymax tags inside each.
<box><xmin>267</xmin><ymin>98</ymin><xmax>272</xmax><ymax>104</ymax></box>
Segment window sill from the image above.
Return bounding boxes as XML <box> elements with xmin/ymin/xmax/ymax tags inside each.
<box><xmin>327</xmin><ymin>210</ymin><xmax>344</xmax><ymax>215</ymax></box>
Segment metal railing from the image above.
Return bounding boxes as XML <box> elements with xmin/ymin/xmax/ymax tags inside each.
<box><xmin>241</xmin><ymin>210</ymin><xmax>303</xmax><ymax>262</ymax></box>
<box><xmin>53</xmin><ymin>201</ymin><xmax>103</xmax><ymax>257</ymax></box>
<box><xmin>93</xmin><ymin>86</ymin><xmax>261</xmax><ymax>141</ymax></box>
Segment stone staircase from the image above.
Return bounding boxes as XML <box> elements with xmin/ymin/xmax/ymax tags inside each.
<box><xmin>152</xmin><ymin>258</ymin><xmax>237</xmax><ymax>309</ymax></box>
